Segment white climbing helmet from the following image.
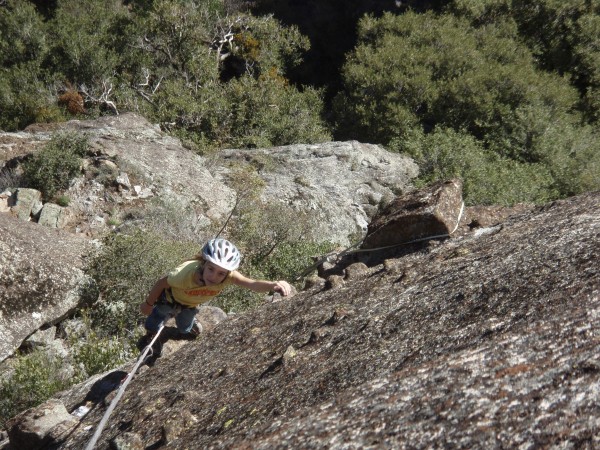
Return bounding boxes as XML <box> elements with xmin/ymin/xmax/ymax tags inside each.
<box><xmin>202</xmin><ymin>238</ymin><xmax>241</xmax><ymax>271</ymax></box>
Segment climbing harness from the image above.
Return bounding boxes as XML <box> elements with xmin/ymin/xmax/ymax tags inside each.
<box><xmin>84</xmin><ymin>323</ymin><xmax>166</xmax><ymax>450</ymax></box>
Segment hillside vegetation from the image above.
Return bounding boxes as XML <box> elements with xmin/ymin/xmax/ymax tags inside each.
<box><xmin>1</xmin><ymin>0</ymin><xmax>599</xmax><ymax>205</ymax></box>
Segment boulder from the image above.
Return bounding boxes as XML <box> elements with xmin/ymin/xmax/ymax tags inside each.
<box><xmin>6</xmin><ymin>399</ymin><xmax>78</xmax><ymax>450</ymax></box>
<box><xmin>215</xmin><ymin>141</ymin><xmax>418</xmax><ymax>245</ymax></box>
<box><xmin>361</xmin><ymin>178</ymin><xmax>464</xmax><ymax>249</ymax></box>
<box><xmin>0</xmin><ymin>213</ymin><xmax>93</xmax><ymax>363</ymax></box>
<box><xmin>11</xmin><ymin>188</ymin><xmax>42</xmax><ymax>221</ymax></box>
<box><xmin>38</xmin><ymin>203</ymin><xmax>72</xmax><ymax>228</ymax></box>
<box><xmin>196</xmin><ymin>305</ymin><xmax>228</xmax><ymax>333</ymax></box>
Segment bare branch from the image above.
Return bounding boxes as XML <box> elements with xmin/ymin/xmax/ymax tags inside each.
<box><xmin>80</xmin><ymin>80</ymin><xmax>119</xmax><ymax>115</ymax></box>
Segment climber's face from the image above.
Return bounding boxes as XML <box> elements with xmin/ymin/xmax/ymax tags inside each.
<box><xmin>202</xmin><ymin>261</ymin><xmax>229</xmax><ymax>286</ymax></box>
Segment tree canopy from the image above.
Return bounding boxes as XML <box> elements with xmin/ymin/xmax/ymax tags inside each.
<box><xmin>0</xmin><ymin>0</ymin><xmax>598</xmax><ymax>205</ymax></box>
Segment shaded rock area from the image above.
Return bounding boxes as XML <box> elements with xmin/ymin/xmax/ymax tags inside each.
<box><xmin>20</xmin><ymin>190</ymin><xmax>597</xmax><ymax>449</ymax></box>
<box><xmin>362</xmin><ymin>178</ymin><xmax>464</xmax><ymax>249</ymax></box>
<box><xmin>0</xmin><ymin>213</ymin><xmax>93</xmax><ymax>363</ymax></box>
<box><xmin>6</xmin><ymin>400</ymin><xmax>78</xmax><ymax>450</ymax></box>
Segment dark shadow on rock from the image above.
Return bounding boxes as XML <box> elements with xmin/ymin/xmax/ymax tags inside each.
<box><xmin>83</xmin><ymin>370</ymin><xmax>128</xmax><ymax>404</ymax></box>
<box><xmin>160</xmin><ymin>325</ymin><xmax>199</xmax><ymax>342</ymax></box>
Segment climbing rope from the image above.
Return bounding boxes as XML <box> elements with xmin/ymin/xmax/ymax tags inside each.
<box><xmin>84</xmin><ymin>323</ymin><xmax>165</xmax><ymax>450</ymax></box>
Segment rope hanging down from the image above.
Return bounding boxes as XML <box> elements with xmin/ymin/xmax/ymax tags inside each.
<box><xmin>296</xmin><ymin>201</ymin><xmax>465</xmax><ymax>280</ymax></box>
<box><xmin>84</xmin><ymin>323</ymin><xmax>166</xmax><ymax>450</ymax></box>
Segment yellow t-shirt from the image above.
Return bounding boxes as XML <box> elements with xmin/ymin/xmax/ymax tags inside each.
<box><xmin>166</xmin><ymin>260</ymin><xmax>233</xmax><ymax>307</ymax></box>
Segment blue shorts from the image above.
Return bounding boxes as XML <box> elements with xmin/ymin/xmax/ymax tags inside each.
<box><xmin>144</xmin><ymin>292</ymin><xmax>198</xmax><ymax>334</ymax></box>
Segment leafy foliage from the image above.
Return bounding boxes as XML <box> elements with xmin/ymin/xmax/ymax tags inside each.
<box><xmin>69</xmin><ymin>319</ymin><xmax>135</xmax><ymax>378</ymax></box>
<box><xmin>335</xmin><ymin>10</ymin><xmax>599</xmax><ymax>203</ymax></box>
<box><xmin>22</xmin><ymin>131</ymin><xmax>89</xmax><ymax>201</ymax></box>
<box><xmin>0</xmin><ymin>0</ymin><xmax>48</xmax><ymax>68</ymax></box>
<box><xmin>397</xmin><ymin>128</ymin><xmax>552</xmax><ymax>205</ymax></box>
<box><xmin>132</xmin><ymin>8</ymin><xmax>330</xmax><ymax>149</ymax></box>
<box><xmin>0</xmin><ymin>350</ymin><xmax>71</xmax><ymax>429</ymax></box>
<box><xmin>84</xmin><ymin>229</ymin><xmax>194</xmax><ymax>335</ymax></box>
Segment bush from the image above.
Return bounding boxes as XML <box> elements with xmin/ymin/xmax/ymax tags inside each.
<box><xmin>0</xmin><ymin>315</ymin><xmax>135</xmax><ymax>427</ymax></box>
<box><xmin>259</xmin><ymin>240</ymin><xmax>336</xmax><ymax>283</ymax></box>
<box><xmin>22</xmin><ymin>131</ymin><xmax>89</xmax><ymax>201</ymax></box>
<box><xmin>396</xmin><ymin>127</ymin><xmax>558</xmax><ymax>206</ymax></box>
<box><xmin>121</xmin><ymin>6</ymin><xmax>330</xmax><ymax>150</ymax></box>
<box><xmin>46</xmin><ymin>0</ymin><xmax>127</xmax><ymax>87</ymax></box>
<box><xmin>0</xmin><ymin>0</ymin><xmax>48</xmax><ymax>68</ymax></box>
<box><xmin>70</xmin><ymin>327</ymin><xmax>134</xmax><ymax>379</ymax></box>
<box><xmin>334</xmin><ymin>10</ymin><xmax>597</xmax><ymax>204</ymax></box>
<box><xmin>0</xmin><ymin>350</ymin><xmax>70</xmax><ymax>429</ymax></box>
<box><xmin>152</xmin><ymin>63</ymin><xmax>330</xmax><ymax>151</ymax></box>
<box><xmin>0</xmin><ymin>63</ymin><xmax>65</xmax><ymax>131</ymax></box>
<box><xmin>448</xmin><ymin>0</ymin><xmax>600</xmax><ymax>125</ymax></box>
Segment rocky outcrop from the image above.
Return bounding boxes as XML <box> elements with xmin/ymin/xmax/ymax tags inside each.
<box><xmin>0</xmin><ymin>114</ymin><xmax>418</xmax><ymax>244</ymax></box>
<box><xmin>215</xmin><ymin>141</ymin><xmax>418</xmax><ymax>245</ymax></box>
<box><xmin>361</xmin><ymin>178</ymin><xmax>464</xmax><ymax>249</ymax></box>
<box><xmin>11</xmin><ymin>190</ymin><xmax>596</xmax><ymax>450</ymax></box>
<box><xmin>59</xmin><ymin>114</ymin><xmax>237</xmax><ymax>235</ymax></box>
<box><xmin>5</xmin><ymin>400</ymin><xmax>78</xmax><ymax>450</ymax></box>
<box><xmin>0</xmin><ymin>213</ymin><xmax>92</xmax><ymax>363</ymax></box>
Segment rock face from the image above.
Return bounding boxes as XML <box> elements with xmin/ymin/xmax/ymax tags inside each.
<box><xmin>57</xmin><ymin>114</ymin><xmax>237</xmax><ymax>235</ymax></box>
<box><xmin>6</xmin><ymin>399</ymin><xmax>78</xmax><ymax>450</ymax></box>
<box><xmin>0</xmin><ymin>213</ymin><xmax>92</xmax><ymax>363</ymax></box>
<box><xmin>34</xmin><ymin>191</ymin><xmax>598</xmax><ymax>449</ymax></box>
<box><xmin>215</xmin><ymin>142</ymin><xmax>418</xmax><ymax>245</ymax></box>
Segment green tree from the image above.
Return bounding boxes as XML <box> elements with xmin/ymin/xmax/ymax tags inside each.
<box><xmin>0</xmin><ymin>0</ymin><xmax>62</xmax><ymax>130</ymax></box>
<box><xmin>398</xmin><ymin>127</ymin><xmax>557</xmax><ymax>205</ymax></box>
<box><xmin>448</xmin><ymin>0</ymin><xmax>600</xmax><ymax>124</ymax></box>
<box><xmin>335</xmin><ymin>11</ymin><xmax>598</xmax><ymax>203</ymax></box>
<box><xmin>122</xmin><ymin>4</ymin><xmax>330</xmax><ymax>149</ymax></box>
<box><xmin>0</xmin><ymin>0</ymin><xmax>48</xmax><ymax>68</ymax></box>
<box><xmin>46</xmin><ymin>0</ymin><xmax>130</xmax><ymax>114</ymax></box>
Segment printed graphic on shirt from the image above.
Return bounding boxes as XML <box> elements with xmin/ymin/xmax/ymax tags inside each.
<box><xmin>184</xmin><ymin>288</ymin><xmax>220</xmax><ymax>297</ymax></box>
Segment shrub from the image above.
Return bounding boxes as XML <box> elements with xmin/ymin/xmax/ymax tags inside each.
<box><xmin>22</xmin><ymin>131</ymin><xmax>89</xmax><ymax>201</ymax></box>
<box><xmin>69</xmin><ymin>326</ymin><xmax>134</xmax><ymax>378</ymax></box>
<box><xmin>0</xmin><ymin>350</ymin><xmax>70</xmax><ymax>428</ymax></box>
<box><xmin>258</xmin><ymin>240</ymin><xmax>336</xmax><ymax>283</ymax></box>
<box><xmin>0</xmin><ymin>169</ymin><xmax>22</xmax><ymax>192</ymax></box>
<box><xmin>46</xmin><ymin>0</ymin><xmax>127</xmax><ymax>86</ymax></box>
<box><xmin>58</xmin><ymin>88</ymin><xmax>85</xmax><ymax>115</ymax></box>
<box><xmin>396</xmin><ymin>127</ymin><xmax>558</xmax><ymax>206</ymax></box>
<box><xmin>209</xmin><ymin>239</ymin><xmax>335</xmax><ymax>313</ymax></box>
<box><xmin>335</xmin><ymin>10</ymin><xmax>597</xmax><ymax>204</ymax></box>
<box><xmin>56</xmin><ymin>195</ymin><xmax>70</xmax><ymax>207</ymax></box>
<box><xmin>0</xmin><ymin>63</ymin><xmax>64</xmax><ymax>131</ymax></box>
<box><xmin>0</xmin><ymin>0</ymin><xmax>48</xmax><ymax>68</ymax></box>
